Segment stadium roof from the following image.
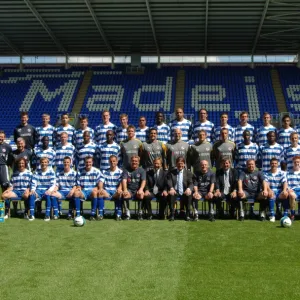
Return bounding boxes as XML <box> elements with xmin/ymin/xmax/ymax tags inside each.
<box><xmin>0</xmin><ymin>0</ymin><xmax>300</xmax><ymax>57</ymax></box>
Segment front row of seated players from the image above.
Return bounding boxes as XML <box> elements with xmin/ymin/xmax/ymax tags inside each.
<box><xmin>3</xmin><ymin>154</ymin><xmax>300</xmax><ymax>222</ymax></box>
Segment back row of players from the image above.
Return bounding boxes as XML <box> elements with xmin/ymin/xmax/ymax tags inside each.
<box><xmin>1</xmin><ymin>108</ymin><xmax>300</xmax><ymax>222</ymax></box>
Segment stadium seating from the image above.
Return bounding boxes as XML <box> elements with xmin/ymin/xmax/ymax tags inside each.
<box><xmin>0</xmin><ymin>68</ymin><xmax>84</xmax><ymax>136</ymax></box>
<box><xmin>80</xmin><ymin>67</ymin><xmax>178</xmax><ymax>128</ymax></box>
<box><xmin>277</xmin><ymin>66</ymin><xmax>300</xmax><ymax>117</ymax></box>
<box><xmin>184</xmin><ymin>66</ymin><xmax>278</xmax><ymax>128</ymax></box>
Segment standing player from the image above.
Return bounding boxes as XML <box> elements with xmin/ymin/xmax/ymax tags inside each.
<box><xmin>54</xmin><ymin>113</ymin><xmax>75</xmax><ymax>146</ymax></box>
<box><xmin>73</xmin><ymin>116</ymin><xmax>94</xmax><ymax>149</ymax></box>
<box><xmin>95</xmin><ymin>110</ymin><xmax>117</xmax><ymax>145</ymax></box>
<box><xmin>116</xmin><ymin>113</ymin><xmax>129</xmax><ymax>143</ymax></box>
<box><xmin>12</xmin><ymin>138</ymin><xmax>33</xmax><ymax>171</ymax></box>
<box><xmin>213</xmin><ymin>112</ymin><xmax>235</xmax><ymax>143</ymax></box>
<box><xmin>166</xmin><ymin>128</ymin><xmax>190</xmax><ymax>170</ymax></box>
<box><xmin>28</xmin><ymin>157</ymin><xmax>57</xmax><ymax>221</ymax></box>
<box><xmin>0</xmin><ymin>130</ymin><xmax>13</xmax><ymax>191</ymax></box>
<box><xmin>14</xmin><ymin>112</ymin><xmax>37</xmax><ymax>150</ymax></box>
<box><xmin>120</xmin><ymin>125</ymin><xmax>142</xmax><ymax>171</ymax></box>
<box><xmin>54</xmin><ymin>132</ymin><xmax>75</xmax><ymax>173</ymax></box>
<box><xmin>255</xmin><ymin>112</ymin><xmax>277</xmax><ymax>146</ymax></box>
<box><xmin>188</xmin><ymin>130</ymin><xmax>213</xmax><ymax>171</ymax></box>
<box><xmin>212</xmin><ymin>128</ymin><xmax>235</xmax><ymax>170</ymax></box>
<box><xmin>169</xmin><ymin>107</ymin><xmax>192</xmax><ymax>143</ymax></box>
<box><xmin>122</xmin><ymin>155</ymin><xmax>147</xmax><ymax>221</ymax></box>
<box><xmin>284</xmin><ymin>132</ymin><xmax>300</xmax><ymax>172</ymax></box>
<box><xmin>97</xmin><ymin>130</ymin><xmax>120</xmax><ymax>171</ymax></box>
<box><xmin>277</xmin><ymin>115</ymin><xmax>296</xmax><ymax>149</ymax></box>
<box><xmin>2</xmin><ymin>158</ymin><xmax>32</xmax><ymax>219</ymax></box>
<box><xmin>153</xmin><ymin>112</ymin><xmax>170</xmax><ymax>144</ymax></box>
<box><xmin>36</xmin><ymin>113</ymin><xmax>55</xmax><ymax>148</ymax></box>
<box><xmin>51</xmin><ymin>156</ymin><xmax>77</xmax><ymax>220</ymax></box>
<box><xmin>193</xmin><ymin>108</ymin><xmax>215</xmax><ymax>144</ymax></box>
<box><xmin>259</xmin><ymin>131</ymin><xmax>284</xmax><ymax>173</ymax></box>
<box><xmin>264</xmin><ymin>158</ymin><xmax>288</xmax><ymax>222</ymax></box>
<box><xmin>286</xmin><ymin>156</ymin><xmax>300</xmax><ymax>221</ymax></box>
<box><xmin>98</xmin><ymin>155</ymin><xmax>123</xmax><ymax>220</ymax></box>
<box><xmin>235</xmin><ymin>130</ymin><xmax>259</xmax><ymax>171</ymax></box>
<box><xmin>193</xmin><ymin>160</ymin><xmax>215</xmax><ymax>221</ymax></box>
<box><xmin>73</xmin><ymin>156</ymin><xmax>102</xmax><ymax>220</ymax></box>
<box><xmin>139</xmin><ymin>128</ymin><xmax>167</xmax><ymax>171</ymax></box>
<box><xmin>75</xmin><ymin>131</ymin><xmax>97</xmax><ymax>172</ymax></box>
<box><xmin>32</xmin><ymin>136</ymin><xmax>56</xmax><ymax>170</ymax></box>
<box><xmin>135</xmin><ymin>116</ymin><xmax>149</xmax><ymax>142</ymax></box>
<box><xmin>234</xmin><ymin>111</ymin><xmax>255</xmax><ymax>145</ymax></box>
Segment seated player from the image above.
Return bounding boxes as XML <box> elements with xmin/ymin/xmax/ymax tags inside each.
<box><xmin>98</xmin><ymin>155</ymin><xmax>123</xmax><ymax>220</ymax></box>
<box><xmin>237</xmin><ymin>159</ymin><xmax>268</xmax><ymax>221</ymax></box>
<box><xmin>28</xmin><ymin>157</ymin><xmax>57</xmax><ymax>221</ymax></box>
<box><xmin>144</xmin><ymin>157</ymin><xmax>168</xmax><ymax>220</ymax></box>
<box><xmin>50</xmin><ymin>156</ymin><xmax>77</xmax><ymax>220</ymax></box>
<box><xmin>193</xmin><ymin>160</ymin><xmax>215</xmax><ymax>221</ymax></box>
<box><xmin>2</xmin><ymin>158</ymin><xmax>32</xmax><ymax>219</ymax></box>
<box><xmin>286</xmin><ymin>156</ymin><xmax>300</xmax><ymax>221</ymax></box>
<box><xmin>73</xmin><ymin>156</ymin><xmax>101</xmax><ymax>220</ymax></box>
<box><xmin>122</xmin><ymin>155</ymin><xmax>146</xmax><ymax>221</ymax></box>
<box><xmin>264</xmin><ymin>158</ymin><xmax>288</xmax><ymax>222</ymax></box>
<box><xmin>166</xmin><ymin>156</ymin><xmax>193</xmax><ymax>221</ymax></box>
<box><xmin>214</xmin><ymin>158</ymin><xmax>238</xmax><ymax>219</ymax></box>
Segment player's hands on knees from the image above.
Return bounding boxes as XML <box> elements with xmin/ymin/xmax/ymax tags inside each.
<box><xmin>162</xmin><ymin>190</ymin><xmax>168</xmax><ymax>197</ymax></box>
<box><xmin>137</xmin><ymin>189</ymin><xmax>144</xmax><ymax>196</ymax></box>
<box><xmin>123</xmin><ymin>190</ymin><xmax>130</xmax><ymax>197</ymax></box>
<box><xmin>206</xmin><ymin>191</ymin><xmax>214</xmax><ymax>199</ymax></box>
<box><xmin>193</xmin><ymin>192</ymin><xmax>201</xmax><ymax>200</ymax></box>
<box><xmin>231</xmin><ymin>191</ymin><xmax>237</xmax><ymax>198</ymax></box>
<box><xmin>169</xmin><ymin>188</ymin><xmax>176</xmax><ymax>196</ymax></box>
<box><xmin>144</xmin><ymin>190</ymin><xmax>150</xmax><ymax>196</ymax></box>
<box><xmin>184</xmin><ymin>188</ymin><xmax>191</xmax><ymax>196</ymax></box>
<box><xmin>238</xmin><ymin>190</ymin><xmax>244</xmax><ymax>198</ymax></box>
<box><xmin>262</xmin><ymin>190</ymin><xmax>268</xmax><ymax>198</ymax></box>
<box><xmin>214</xmin><ymin>190</ymin><xmax>221</xmax><ymax>198</ymax></box>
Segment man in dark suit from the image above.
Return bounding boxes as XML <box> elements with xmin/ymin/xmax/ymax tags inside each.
<box><xmin>214</xmin><ymin>158</ymin><xmax>238</xmax><ymax>219</ymax></box>
<box><xmin>144</xmin><ymin>157</ymin><xmax>168</xmax><ymax>219</ymax></box>
<box><xmin>166</xmin><ymin>156</ymin><xmax>193</xmax><ymax>221</ymax></box>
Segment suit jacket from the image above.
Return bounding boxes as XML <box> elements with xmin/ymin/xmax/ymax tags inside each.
<box><xmin>215</xmin><ymin>168</ymin><xmax>238</xmax><ymax>193</ymax></box>
<box><xmin>166</xmin><ymin>168</ymin><xmax>193</xmax><ymax>192</ymax></box>
<box><xmin>146</xmin><ymin>168</ymin><xmax>167</xmax><ymax>193</ymax></box>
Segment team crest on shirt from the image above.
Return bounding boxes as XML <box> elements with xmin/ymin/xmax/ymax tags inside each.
<box><xmin>181</xmin><ymin>147</ymin><xmax>185</xmax><ymax>150</ymax></box>
<box><xmin>24</xmin><ymin>156</ymin><xmax>27</xmax><ymax>160</ymax></box>
<box><xmin>18</xmin><ymin>129</ymin><xmax>21</xmax><ymax>132</ymax></box>
<box><xmin>206</xmin><ymin>148</ymin><xmax>210</xmax><ymax>151</ymax></box>
<box><xmin>253</xmin><ymin>176</ymin><xmax>257</xmax><ymax>180</ymax></box>
<box><xmin>228</xmin><ymin>147</ymin><xmax>232</xmax><ymax>151</ymax></box>
<box><xmin>2</xmin><ymin>148</ymin><xmax>6</xmax><ymax>152</ymax></box>
<box><xmin>133</xmin><ymin>145</ymin><xmax>138</xmax><ymax>149</ymax></box>
<box><xmin>136</xmin><ymin>173</ymin><xmax>141</xmax><ymax>178</ymax></box>
<box><xmin>28</xmin><ymin>129</ymin><xmax>31</xmax><ymax>132</ymax></box>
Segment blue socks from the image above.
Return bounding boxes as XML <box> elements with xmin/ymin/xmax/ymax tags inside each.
<box><xmin>115</xmin><ymin>199</ymin><xmax>122</xmax><ymax>216</ymax></box>
<box><xmin>29</xmin><ymin>194</ymin><xmax>36</xmax><ymax>216</ymax></box>
<box><xmin>269</xmin><ymin>199</ymin><xmax>275</xmax><ymax>217</ymax></box>
<box><xmin>91</xmin><ymin>198</ymin><xmax>97</xmax><ymax>216</ymax></box>
<box><xmin>97</xmin><ymin>198</ymin><xmax>104</xmax><ymax>216</ymax></box>
<box><xmin>51</xmin><ymin>197</ymin><xmax>58</xmax><ymax>217</ymax></box>
<box><xmin>75</xmin><ymin>197</ymin><xmax>81</xmax><ymax>216</ymax></box>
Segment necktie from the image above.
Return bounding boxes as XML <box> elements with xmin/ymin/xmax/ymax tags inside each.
<box><xmin>153</xmin><ymin>170</ymin><xmax>159</xmax><ymax>194</ymax></box>
<box><xmin>178</xmin><ymin>170</ymin><xmax>183</xmax><ymax>195</ymax></box>
<box><xmin>224</xmin><ymin>171</ymin><xmax>230</xmax><ymax>195</ymax></box>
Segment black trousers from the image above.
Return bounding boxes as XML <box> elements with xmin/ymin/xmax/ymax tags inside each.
<box><xmin>169</xmin><ymin>194</ymin><xmax>191</xmax><ymax>216</ymax></box>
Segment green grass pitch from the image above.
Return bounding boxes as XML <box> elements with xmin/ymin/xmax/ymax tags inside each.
<box><xmin>1</xmin><ymin>212</ymin><xmax>300</xmax><ymax>300</ymax></box>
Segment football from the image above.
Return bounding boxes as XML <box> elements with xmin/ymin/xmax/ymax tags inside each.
<box><xmin>280</xmin><ymin>216</ymin><xmax>292</xmax><ymax>228</ymax></box>
<box><xmin>73</xmin><ymin>216</ymin><xmax>86</xmax><ymax>227</ymax></box>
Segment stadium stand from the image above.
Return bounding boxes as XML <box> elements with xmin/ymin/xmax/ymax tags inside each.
<box><xmin>277</xmin><ymin>66</ymin><xmax>300</xmax><ymax>122</ymax></box>
<box><xmin>80</xmin><ymin>67</ymin><xmax>177</xmax><ymax>128</ymax></box>
<box><xmin>184</xmin><ymin>66</ymin><xmax>279</xmax><ymax>128</ymax></box>
<box><xmin>0</xmin><ymin>68</ymin><xmax>84</xmax><ymax>136</ymax></box>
